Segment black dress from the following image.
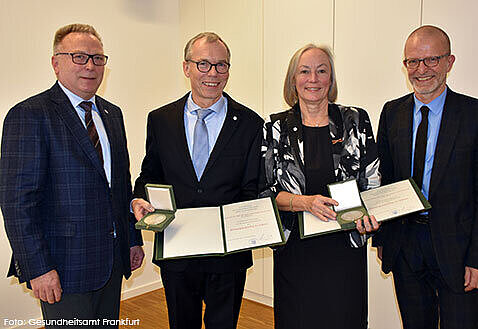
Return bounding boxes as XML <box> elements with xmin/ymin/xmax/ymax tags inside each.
<box><xmin>273</xmin><ymin>125</ymin><xmax>368</xmax><ymax>329</ymax></box>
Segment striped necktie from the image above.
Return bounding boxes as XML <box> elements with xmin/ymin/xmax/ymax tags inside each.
<box><xmin>79</xmin><ymin>101</ymin><xmax>104</xmax><ymax>165</ymax></box>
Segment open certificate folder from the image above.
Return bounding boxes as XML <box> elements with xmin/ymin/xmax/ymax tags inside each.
<box><xmin>299</xmin><ymin>178</ymin><xmax>431</xmax><ymax>238</ymax></box>
<box><xmin>154</xmin><ymin>197</ymin><xmax>285</xmax><ymax>260</ymax></box>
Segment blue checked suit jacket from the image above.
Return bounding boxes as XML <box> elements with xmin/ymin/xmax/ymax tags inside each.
<box><xmin>0</xmin><ymin>82</ymin><xmax>142</xmax><ymax>293</ymax></box>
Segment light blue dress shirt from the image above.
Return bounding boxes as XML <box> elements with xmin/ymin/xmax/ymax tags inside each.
<box><xmin>411</xmin><ymin>87</ymin><xmax>447</xmax><ymax>200</ymax></box>
<box><xmin>58</xmin><ymin>82</ymin><xmax>112</xmax><ymax>186</ymax></box>
<box><xmin>184</xmin><ymin>93</ymin><xmax>228</xmax><ymax>160</ymax></box>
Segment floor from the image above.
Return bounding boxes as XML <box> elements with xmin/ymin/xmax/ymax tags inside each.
<box><xmin>118</xmin><ymin>288</ymin><xmax>274</xmax><ymax>329</ymax></box>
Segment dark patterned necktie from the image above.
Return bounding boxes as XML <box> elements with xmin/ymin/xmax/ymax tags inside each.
<box><xmin>413</xmin><ymin>106</ymin><xmax>429</xmax><ymax>189</ymax></box>
<box><xmin>79</xmin><ymin>101</ymin><xmax>103</xmax><ymax>165</ymax></box>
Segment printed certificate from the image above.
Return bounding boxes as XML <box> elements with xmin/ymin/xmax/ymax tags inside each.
<box><xmin>299</xmin><ymin>178</ymin><xmax>431</xmax><ymax>238</ymax></box>
<box><xmin>155</xmin><ymin>197</ymin><xmax>285</xmax><ymax>260</ymax></box>
<box><xmin>361</xmin><ymin>179</ymin><xmax>428</xmax><ymax>221</ymax></box>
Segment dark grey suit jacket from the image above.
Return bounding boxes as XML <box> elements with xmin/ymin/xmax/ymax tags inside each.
<box><xmin>133</xmin><ymin>92</ymin><xmax>263</xmax><ymax>273</ymax></box>
<box><xmin>0</xmin><ymin>82</ymin><xmax>142</xmax><ymax>293</ymax></box>
<box><xmin>373</xmin><ymin>88</ymin><xmax>478</xmax><ymax>292</ymax></box>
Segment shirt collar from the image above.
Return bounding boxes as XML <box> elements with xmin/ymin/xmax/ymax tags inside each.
<box><xmin>58</xmin><ymin>81</ymin><xmax>97</xmax><ymax>111</ymax></box>
<box><xmin>413</xmin><ymin>86</ymin><xmax>447</xmax><ymax>116</ymax></box>
<box><xmin>186</xmin><ymin>93</ymin><xmax>226</xmax><ymax>115</ymax></box>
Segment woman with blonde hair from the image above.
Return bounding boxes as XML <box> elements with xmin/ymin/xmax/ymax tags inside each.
<box><xmin>260</xmin><ymin>44</ymin><xmax>380</xmax><ymax>329</ymax></box>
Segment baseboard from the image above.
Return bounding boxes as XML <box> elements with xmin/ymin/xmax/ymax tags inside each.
<box><xmin>243</xmin><ymin>290</ymin><xmax>273</xmax><ymax>307</ymax></box>
<box><xmin>121</xmin><ymin>280</ymin><xmax>163</xmax><ymax>300</ymax></box>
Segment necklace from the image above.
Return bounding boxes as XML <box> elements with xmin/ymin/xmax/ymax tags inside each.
<box><xmin>302</xmin><ymin>119</ymin><xmax>328</xmax><ymax>127</ymax></box>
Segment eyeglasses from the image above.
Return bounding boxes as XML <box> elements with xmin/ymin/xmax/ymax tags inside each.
<box><xmin>55</xmin><ymin>52</ymin><xmax>109</xmax><ymax>66</ymax></box>
<box><xmin>187</xmin><ymin>60</ymin><xmax>230</xmax><ymax>74</ymax></box>
<box><xmin>403</xmin><ymin>54</ymin><xmax>449</xmax><ymax>69</ymax></box>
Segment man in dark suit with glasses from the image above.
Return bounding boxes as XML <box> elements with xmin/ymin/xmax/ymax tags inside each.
<box><xmin>132</xmin><ymin>32</ymin><xmax>263</xmax><ymax>329</ymax></box>
<box><xmin>374</xmin><ymin>25</ymin><xmax>478</xmax><ymax>329</ymax></box>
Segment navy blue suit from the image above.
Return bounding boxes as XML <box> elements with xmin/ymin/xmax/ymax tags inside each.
<box><xmin>0</xmin><ymin>82</ymin><xmax>142</xmax><ymax>294</ymax></box>
<box><xmin>374</xmin><ymin>88</ymin><xmax>478</xmax><ymax>328</ymax></box>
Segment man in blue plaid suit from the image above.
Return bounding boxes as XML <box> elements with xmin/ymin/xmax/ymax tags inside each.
<box><xmin>374</xmin><ymin>25</ymin><xmax>478</xmax><ymax>329</ymax></box>
<box><xmin>0</xmin><ymin>24</ymin><xmax>144</xmax><ymax>327</ymax></box>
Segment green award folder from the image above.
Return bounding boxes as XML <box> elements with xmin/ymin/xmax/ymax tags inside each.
<box><xmin>135</xmin><ymin>184</ymin><xmax>177</xmax><ymax>232</ymax></box>
<box><xmin>299</xmin><ymin>178</ymin><xmax>431</xmax><ymax>239</ymax></box>
<box><xmin>153</xmin><ymin>197</ymin><xmax>285</xmax><ymax>260</ymax></box>
<box><xmin>329</xmin><ymin>179</ymin><xmax>369</xmax><ymax>230</ymax></box>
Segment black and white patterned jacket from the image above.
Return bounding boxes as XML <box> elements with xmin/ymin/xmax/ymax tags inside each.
<box><xmin>259</xmin><ymin>102</ymin><xmax>380</xmax><ymax>247</ymax></box>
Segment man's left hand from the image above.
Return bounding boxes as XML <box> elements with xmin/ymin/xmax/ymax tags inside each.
<box><xmin>130</xmin><ymin>246</ymin><xmax>145</xmax><ymax>271</ymax></box>
<box><xmin>464</xmin><ymin>266</ymin><xmax>478</xmax><ymax>292</ymax></box>
<box><xmin>356</xmin><ymin>215</ymin><xmax>380</xmax><ymax>234</ymax></box>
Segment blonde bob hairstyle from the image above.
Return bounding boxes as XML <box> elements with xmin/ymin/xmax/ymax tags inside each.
<box><xmin>283</xmin><ymin>44</ymin><xmax>337</xmax><ymax>107</ymax></box>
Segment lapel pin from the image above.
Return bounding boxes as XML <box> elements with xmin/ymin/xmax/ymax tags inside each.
<box><xmin>233</xmin><ymin>116</ymin><xmax>237</xmax><ymax>121</ymax></box>
<box><xmin>104</xmin><ymin>109</ymin><xmax>109</xmax><ymax>114</ymax></box>
<box><xmin>293</xmin><ymin>127</ymin><xmax>298</xmax><ymax>131</ymax></box>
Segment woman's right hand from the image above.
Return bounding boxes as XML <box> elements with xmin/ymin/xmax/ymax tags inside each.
<box><xmin>303</xmin><ymin>195</ymin><xmax>338</xmax><ymax>222</ymax></box>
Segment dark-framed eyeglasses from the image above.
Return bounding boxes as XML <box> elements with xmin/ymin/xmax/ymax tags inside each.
<box><xmin>55</xmin><ymin>52</ymin><xmax>109</xmax><ymax>66</ymax></box>
<box><xmin>403</xmin><ymin>54</ymin><xmax>450</xmax><ymax>69</ymax></box>
<box><xmin>187</xmin><ymin>60</ymin><xmax>230</xmax><ymax>74</ymax></box>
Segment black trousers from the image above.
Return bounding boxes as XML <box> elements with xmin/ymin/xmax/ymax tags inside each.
<box><xmin>40</xmin><ymin>240</ymin><xmax>124</xmax><ymax>329</ymax></box>
<box><xmin>393</xmin><ymin>222</ymin><xmax>478</xmax><ymax>329</ymax></box>
<box><xmin>160</xmin><ymin>268</ymin><xmax>247</xmax><ymax>329</ymax></box>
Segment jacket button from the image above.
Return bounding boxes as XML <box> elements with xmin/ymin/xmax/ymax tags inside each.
<box><xmin>15</xmin><ymin>261</ymin><xmax>21</xmax><ymax>276</ymax></box>
<box><xmin>197</xmin><ymin>188</ymin><xmax>203</xmax><ymax>193</ymax></box>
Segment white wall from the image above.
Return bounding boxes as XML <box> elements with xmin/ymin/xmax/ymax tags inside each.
<box><xmin>177</xmin><ymin>1</ymin><xmax>478</xmax><ymax>329</ymax></box>
<box><xmin>1</xmin><ymin>0</ymin><xmax>478</xmax><ymax>328</ymax></box>
<box><xmin>0</xmin><ymin>1</ymin><xmax>183</xmax><ymax>328</ymax></box>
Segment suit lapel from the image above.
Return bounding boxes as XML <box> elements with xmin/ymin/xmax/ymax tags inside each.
<box><xmin>327</xmin><ymin>103</ymin><xmax>344</xmax><ymax>178</ymax></box>
<box><xmin>50</xmin><ymin>83</ymin><xmax>107</xmax><ymax>181</ymax></box>
<box><xmin>429</xmin><ymin>89</ymin><xmax>461</xmax><ymax>199</ymax></box>
<box><xmin>285</xmin><ymin>106</ymin><xmax>305</xmax><ymax>173</ymax></box>
<box><xmin>96</xmin><ymin>97</ymin><xmax>113</xmax><ymax>183</ymax></box>
<box><xmin>96</xmin><ymin>98</ymin><xmax>112</xmax><ymax>141</ymax></box>
<box><xmin>203</xmin><ymin>101</ymin><xmax>240</xmax><ymax>178</ymax></box>
<box><xmin>396</xmin><ymin>95</ymin><xmax>414</xmax><ymax>179</ymax></box>
<box><xmin>172</xmin><ymin>96</ymin><xmax>198</xmax><ymax>181</ymax></box>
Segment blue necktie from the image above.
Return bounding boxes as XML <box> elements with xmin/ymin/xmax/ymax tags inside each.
<box><xmin>192</xmin><ymin>109</ymin><xmax>213</xmax><ymax>179</ymax></box>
